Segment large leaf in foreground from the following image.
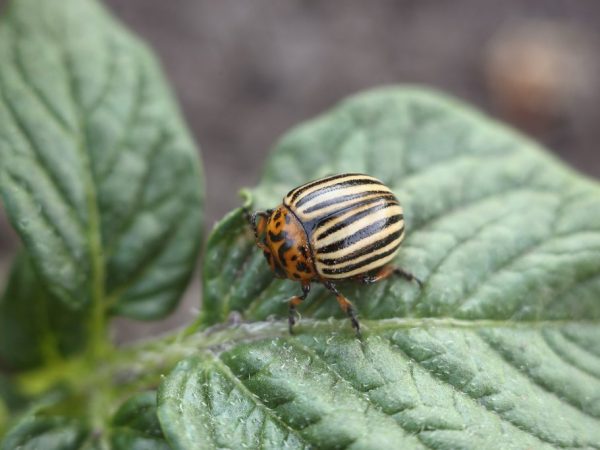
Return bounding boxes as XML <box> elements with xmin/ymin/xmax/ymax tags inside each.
<box><xmin>169</xmin><ymin>87</ymin><xmax>600</xmax><ymax>449</ymax></box>
<box><xmin>0</xmin><ymin>0</ymin><xmax>203</xmax><ymax>319</ymax></box>
<box><xmin>159</xmin><ymin>321</ymin><xmax>600</xmax><ymax>450</ymax></box>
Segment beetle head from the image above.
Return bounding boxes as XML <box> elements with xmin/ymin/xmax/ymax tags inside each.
<box><xmin>247</xmin><ymin>208</ymin><xmax>283</xmax><ymax>277</ymax></box>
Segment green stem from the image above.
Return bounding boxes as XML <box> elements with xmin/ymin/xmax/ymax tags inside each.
<box><xmin>87</xmin><ymin>220</ymin><xmax>108</xmax><ymax>361</ymax></box>
<box><xmin>62</xmin><ymin>43</ymin><xmax>111</xmax><ymax>437</ymax></box>
<box><xmin>17</xmin><ymin>316</ymin><xmax>595</xmax><ymax>399</ymax></box>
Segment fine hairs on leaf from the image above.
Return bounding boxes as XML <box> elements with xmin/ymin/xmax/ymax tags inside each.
<box><xmin>0</xmin><ymin>0</ymin><xmax>599</xmax><ymax>449</ymax></box>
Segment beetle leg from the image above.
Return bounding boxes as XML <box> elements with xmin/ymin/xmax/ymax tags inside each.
<box><xmin>394</xmin><ymin>267</ymin><xmax>423</xmax><ymax>288</ymax></box>
<box><xmin>359</xmin><ymin>265</ymin><xmax>423</xmax><ymax>288</ymax></box>
<box><xmin>289</xmin><ymin>282</ymin><xmax>311</xmax><ymax>334</ymax></box>
<box><xmin>324</xmin><ymin>282</ymin><xmax>361</xmax><ymax>337</ymax></box>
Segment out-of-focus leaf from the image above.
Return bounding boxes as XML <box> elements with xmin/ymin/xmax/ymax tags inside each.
<box><xmin>111</xmin><ymin>391</ymin><xmax>170</xmax><ymax>450</ymax></box>
<box><xmin>0</xmin><ymin>0</ymin><xmax>203</xmax><ymax>319</ymax></box>
<box><xmin>1</xmin><ymin>414</ymin><xmax>87</xmax><ymax>450</ymax></box>
<box><xmin>0</xmin><ymin>373</ymin><xmax>28</xmax><ymax>439</ymax></box>
<box><xmin>0</xmin><ymin>252</ymin><xmax>86</xmax><ymax>370</ymax></box>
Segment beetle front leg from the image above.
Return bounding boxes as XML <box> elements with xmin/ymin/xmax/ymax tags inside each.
<box><xmin>324</xmin><ymin>282</ymin><xmax>361</xmax><ymax>337</ymax></box>
<box><xmin>359</xmin><ymin>265</ymin><xmax>423</xmax><ymax>288</ymax></box>
<box><xmin>289</xmin><ymin>282</ymin><xmax>311</xmax><ymax>334</ymax></box>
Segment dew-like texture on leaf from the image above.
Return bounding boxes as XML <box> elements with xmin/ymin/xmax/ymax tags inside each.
<box><xmin>159</xmin><ymin>356</ymin><xmax>310</xmax><ymax>450</ymax></box>
<box><xmin>111</xmin><ymin>391</ymin><xmax>171</xmax><ymax>450</ymax></box>
<box><xmin>201</xmin><ymin>88</ymin><xmax>600</xmax><ymax>325</ymax></box>
<box><xmin>0</xmin><ymin>0</ymin><xmax>203</xmax><ymax>318</ymax></box>
<box><xmin>158</xmin><ymin>323</ymin><xmax>600</xmax><ymax>450</ymax></box>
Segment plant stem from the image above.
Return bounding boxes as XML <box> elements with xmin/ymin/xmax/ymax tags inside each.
<box><xmin>17</xmin><ymin>315</ymin><xmax>589</xmax><ymax>400</ymax></box>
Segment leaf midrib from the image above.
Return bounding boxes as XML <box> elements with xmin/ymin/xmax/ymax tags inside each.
<box><xmin>55</xmin><ymin>31</ymin><xmax>107</xmax><ymax>358</ymax></box>
<box><xmin>225</xmin><ymin>318</ymin><xmax>600</xmax><ymax>336</ymax></box>
<box><xmin>164</xmin><ymin>319</ymin><xmax>600</xmax><ymax>450</ymax></box>
<box><xmin>103</xmin><ymin>317</ymin><xmax>600</xmax><ymax>394</ymax></box>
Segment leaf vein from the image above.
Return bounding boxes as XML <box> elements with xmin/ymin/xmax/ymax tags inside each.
<box><xmin>85</xmin><ymin>37</ymin><xmax>118</xmax><ymax>116</ymax></box>
<box><xmin>105</xmin><ymin>197</ymin><xmax>189</xmax><ymax>305</ymax></box>
<box><xmin>541</xmin><ymin>329</ymin><xmax>600</xmax><ymax>380</ymax></box>
<box><xmin>104</xmin><ymin>130</ymin><xmax>171</xmax><ymax>256</ymax></box>
<box><xmin>0</xmin><ymin>77</ymin><xmax>86</xmax><ymax>232</ymax></box>
<box><xmin>97</xmin><ymin>56</ymin><xmax>146</xmax><ymax>181</ymax></box>
<box><xmin>286</xmin><ymin>339</ymin><xmax>431</xmax><ymax>449</ymax></box>
<box><xmin>560</xmin><ymin>330</ymin><xmax>600</xmax><ymax>359</ymax></box>
<box><xmin>3</xmin><ymin>168</ymin><xmax>81</xmax><ymax>264</ymax></box>
<box><xmin>209</xmin><ymin>352</ymin><xmax>307</xmax><ymax>444</ymax></box>
<box><xmin>385</xmin><ymin>336</ymin><xmax>580</xmax><ymax>448</ymax></box>
<box><xmin>477</xmin><ymin>332</ymin><xmax>600</xmax><ymax>448</ymax></box>
<box><xmin>10</xmin><ymin>25</ymin><xmax>75</xmax><ymax>135</ymax></box>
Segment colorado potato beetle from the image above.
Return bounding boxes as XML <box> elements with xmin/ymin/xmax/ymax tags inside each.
<box><xmin>247</xmin><ymin>173</ymin><xmax>421</xmax><ymax>335</ymax></box>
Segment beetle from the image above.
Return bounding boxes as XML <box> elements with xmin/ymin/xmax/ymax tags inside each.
<box><xmin>247</xmin><ymin>173</ymin><xmax>421</xmax><ymax>335</ymax></box>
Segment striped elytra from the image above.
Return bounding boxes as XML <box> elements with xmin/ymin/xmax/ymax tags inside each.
<box><xmin>248</xmin><ymin>173</ymin><xmax>417</xmax><ymax>335</ymax></box>
<box><xmin>284</xmin><ymin>173</ymin><xmax>404</xmax><ymax>279</ymax></box>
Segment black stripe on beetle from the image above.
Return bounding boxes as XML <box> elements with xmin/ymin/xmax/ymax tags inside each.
<box><xmin>318</xmin><ymin>226</ymin><xmax>404</xmax><ymax>266</ymax></box>
<box><xmin>294</xmin><ymin>178</ymin><xmax>383</xmax><ymax>207</ymax></box>
<box><xmin>321</xmin><ymin>245</ymin><xmax>401</xmax><ymax>275</ymax></box>
<box><xmin>316</xmin><ymin>214</ymin><xmax>403</xmax><ymax>254</ymax></box>
<box><xmin>313</xmin><ymin>194</ymin><xmax>398</xmax><ymax>228</ymax></box>
<box><xmin>287</xmin><ymin>173</ymin><xmax>353</xmax><ymax>204</ymax></box>
<box><xmin>303</xmin><ymin>190</ymin><xmax>393</xmax><ymax>214</ymax></box>
<box><xmin>315</xmin><ymin>201</ymin><xmax>402</xmax><ymax>241</ymax></box>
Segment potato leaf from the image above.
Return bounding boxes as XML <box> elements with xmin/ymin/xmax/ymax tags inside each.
<box><xmin>0</xmin><ymin>252</ymin><xmax>86</xmax><ymax>370</ymax></box>
<box><xmin>111</xmin><ymin>391</ymin><xmax>170</xmax><ymax>450</ymax></box>
<box><xmin>0</xmin><ymin>0</ymin><xmax>203</xmax><ymax>319</ymax></box>
<box><xmin>169</xmin><ymin>87</ymin><xmax>600</xmax><ymax>450</ymax></box>
<box><xmin>159</xmin><ymin>322</ymin><xmax>600</xmax><ymax>449</ymax></box>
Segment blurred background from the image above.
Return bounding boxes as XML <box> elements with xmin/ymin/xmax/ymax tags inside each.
<box><xmin>0</xmin><ymin>0</ymin><xmax>599</xmax><ymax>340</ymax></box>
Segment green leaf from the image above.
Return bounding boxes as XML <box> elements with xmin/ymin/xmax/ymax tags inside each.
<box><xmin>0</xmin><ymin>376</ymin><xmax>19</xmax><ymax>438</ymax></box>
<box><xmin>168</xmin><ymin>87</ymin><xmax>600</xmax><ymax>449</ymax></box>
<box><xmin>159</xmin><ymin>322</ymin><xmax>600</xmax><ymax>450</ymax></box>
<box><xmin>111</xmin><ymin>391</ymin><xmax>170</xmax><ymax>450</ymax></box>
<box><xmin>1</xmin><ymin>414</ymin><xmax>88</xmax><ymax>450</ymax></box>
<box><xmin>0</xmin><ymin>252</ymin><xmax>86</xmax><ymax>370</ymax></box>
<box><xmin>1</xmin><ymin>391</ymin><xmax>170</xmax><ymax>449</ymax></box>
<box><xmin>201</xmin><ymin>87</ymin><xmax>600</xmax><ymax>325</ymax></box>
<box><xmin>0</xmin><ymin>0</ymin><xmax>203</xmax><ymax>319</ymax></box>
